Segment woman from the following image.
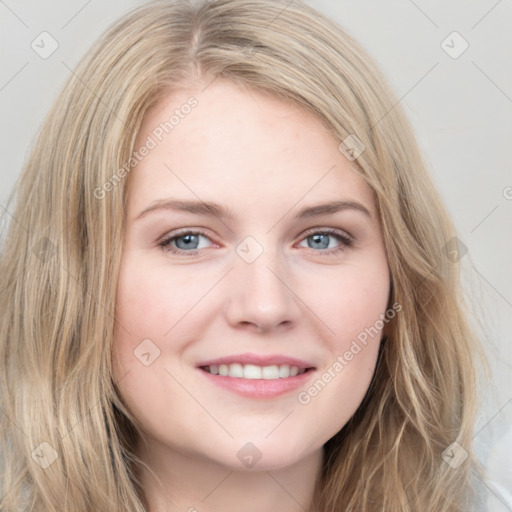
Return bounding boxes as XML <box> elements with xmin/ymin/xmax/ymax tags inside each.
<box><xmin>0</xmin><ymin>0</ymin><xmax>484</xmax><ymax>510</ymax></box>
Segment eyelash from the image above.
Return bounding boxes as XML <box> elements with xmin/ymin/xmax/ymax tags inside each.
<box><xmin>157</xmin><ymin>228</ymin><xmax>354</xmax><ymax>256</ymax></box>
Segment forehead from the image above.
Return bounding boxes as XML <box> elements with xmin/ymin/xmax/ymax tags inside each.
<box><xmin>127</xmin><ymin>80</ymin><xmax>375</xmax><ymax>219</ymax></box>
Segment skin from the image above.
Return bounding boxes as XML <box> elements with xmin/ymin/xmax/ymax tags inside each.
<box><xmin>112</xmin><ymin>79</ymin><xmax>390</xmax><ymax>512</ymax></box>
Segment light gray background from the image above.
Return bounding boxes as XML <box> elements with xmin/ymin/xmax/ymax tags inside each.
<box><xmin>1</xmin><ymin>0</ymin><xmax>511</xmax><ymax>509</ymax></box>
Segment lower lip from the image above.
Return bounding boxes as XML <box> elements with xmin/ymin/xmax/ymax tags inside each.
<box><xmin>198</xmin><ymin>368</ymin><xmax>316</xmax><ymax>399</ymax></box>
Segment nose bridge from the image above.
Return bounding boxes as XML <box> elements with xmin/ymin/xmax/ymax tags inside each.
<box><xmin>236</xmin><ymin>237</ymin><xmax>288</xmax><ymax>301</ymax></box>
<box><xmin>225</xmin><ymin>235</ymin><xmax>299</xmax><ymax>330</ymax></box>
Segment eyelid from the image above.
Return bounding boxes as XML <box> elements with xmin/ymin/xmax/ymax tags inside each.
<box><xmin>299</xmin><ymin>226</ymin><xmax>353</xmax><ymax>242</ymax></box>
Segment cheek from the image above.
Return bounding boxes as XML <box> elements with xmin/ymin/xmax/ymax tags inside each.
<box><xmin>112</xmin><ymin>252</ymin><xmax>227</xmax><ymax>389</ymax></box>
<box><xmin>294</xmin><ymin>258</ymin><xmax>389</xmax><ymax>417</ymax></box>
<box><xmin>113</xmin><ymin>255</ymin><xmax>179</xmax><ymax>376</ymax></box>
<box><xmin>304</xmin><ymin>264</ymin><xmax>389</xmax><ymax>421</ymax></box>
<box><xmin>303</xmin><ymin>259</ymin><xmax>390</xmax><ymax>347</ymax></box>
<box><xmin>114</xmin><ymin>253</ymin><xmax>210</xmax><ymax>342</ymax></box>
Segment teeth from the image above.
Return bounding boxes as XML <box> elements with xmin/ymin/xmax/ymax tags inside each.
<box><xmin>278</xmin><ymin>365</ymin><xmax>290</xmax><ymax>378</ymax></box>
<box><xmin>228</xmin><ymin>363</ymin><xmax>244</xmax><ymax>378</ymax></box>
<box><xmin>261</xmin><ymin>365</ymin><xmax>279</xmax><ymax>379</ymax></box>
<box><xmin>203</xmin><ymin>363</ymin><xmax>307</xmax><ymax>379</ymax></box>
<box><xmin>243</xmin><ymin>364</ymin><xmax>262</xmax><ymax>379</ymax></box>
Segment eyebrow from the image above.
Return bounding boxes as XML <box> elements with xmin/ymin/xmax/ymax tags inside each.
<box><xmin>292</xmin><ymin>200</ymin><xmax>371</xmax><ymax>219</ymax></box>
<box><xmin>135</xmin><ymin>199</ymin><xmax>371</xmax><ymax>221</ymax></box>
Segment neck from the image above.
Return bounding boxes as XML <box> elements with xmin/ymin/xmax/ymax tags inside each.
<box><xmin>136</xmin><ymin>437</ymin><xmax>324</xmax><ymax>512</ymax></box>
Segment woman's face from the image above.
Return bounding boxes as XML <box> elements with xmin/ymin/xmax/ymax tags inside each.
<box><xmin>112</xmin><ymin>79</ymin><xmax>390</xmax><ymax>471</ymax></box>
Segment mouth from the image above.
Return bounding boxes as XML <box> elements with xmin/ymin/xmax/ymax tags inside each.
<box><xmin>196</xmin><ymin>353</ymin><xmax>317</xmax><ymax>399</ymax></box>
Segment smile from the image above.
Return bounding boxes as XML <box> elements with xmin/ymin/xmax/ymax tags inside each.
<box><xmin>196</xmin><ymin>353</ymin><xmax>316</xmax><ymax>399</ymax></box>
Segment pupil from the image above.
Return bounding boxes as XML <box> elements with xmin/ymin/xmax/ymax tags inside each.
<box><xmin>177</xmin><ymin>234</ymin><xmax>198</xmax><ymax>250</ymax></box>
<box><xmin>311</xmin><ymin>234</ymin><xmax>329</xmax><ymax>249</ymax></box>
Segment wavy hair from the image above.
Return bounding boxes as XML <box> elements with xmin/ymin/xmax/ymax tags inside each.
<box><xmin>0</xmin><ymin>0</ymin><xmax>484</xmax><ymax>510</ymax></box>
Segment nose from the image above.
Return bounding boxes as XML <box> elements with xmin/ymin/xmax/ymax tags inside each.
<box><xmin>224</xmin><ymin>244</ymin><xmax>301</xmax><ymax>333</ymax></box>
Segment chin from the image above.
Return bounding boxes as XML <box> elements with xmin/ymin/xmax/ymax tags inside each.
<box><xmin>209</xmin><ymin>435</ymin><xmax>319</xmax><ymax>472</ymax></box>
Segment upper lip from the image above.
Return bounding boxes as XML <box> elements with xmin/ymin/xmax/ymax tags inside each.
<box><xmin>197</xmin><ymin>353</ymin><xmax>316</xmax><ymax>370</ymax></box>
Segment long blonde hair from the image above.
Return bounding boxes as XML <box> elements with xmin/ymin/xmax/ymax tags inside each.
<box><xmin>0</xmin><ymin>1</ymin><xmax>484</xmax><ymax>510</ymax></box>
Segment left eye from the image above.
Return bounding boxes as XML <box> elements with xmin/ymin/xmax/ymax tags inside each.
<box><xmin>159</xmin><ymin>232</ymin><xmax>211</xmax><ymax>253</ymax></box>
<box><xmin>298</xmin><ymin>231</ymin><xmax>351</xmax><ymax>252</ymax></box>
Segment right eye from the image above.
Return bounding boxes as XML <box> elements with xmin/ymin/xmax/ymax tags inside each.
<box><xmin>158</xmin><ymin>230</ymin><xmax>214</xmax><ymax>255</ymax></box>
